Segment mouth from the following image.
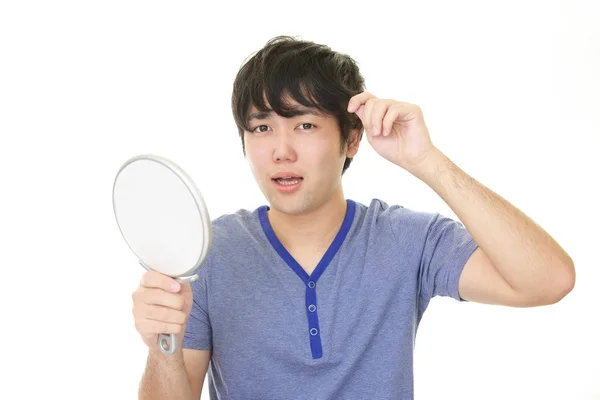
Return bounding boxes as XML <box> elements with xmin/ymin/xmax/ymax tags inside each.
<box><xmin>272</xmin><ymin>177</ymin><xmax>304</xmax><ymax>185</ymax></box>
<box><xmin>271</xmin><ymin>176</ymin><xmax>304</xmax><ymax>193</ymax></box>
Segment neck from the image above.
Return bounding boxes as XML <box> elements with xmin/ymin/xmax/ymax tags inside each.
<box><xmin>267</xmin><ymin>190</ymin><xmax>348</xmax><ymax>251</ymax></box>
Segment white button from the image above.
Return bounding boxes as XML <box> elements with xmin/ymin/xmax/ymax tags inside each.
<box><xmin>308</xmin><ymin>304</ymin><xmax>316</xmax><ymax>312</ymax></box>
<box><xmin>308</xmin><ymin>281</ymin><xmax>315</xmax><ymax>288</ymax></box>
<box><xmin>310</xmin><ymin>328</ymin><xmax>318</xmax><ymax>336</ymax></box>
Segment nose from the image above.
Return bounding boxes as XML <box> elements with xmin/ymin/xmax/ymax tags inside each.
<box><xmin>272</xmin><ymin>130</ymin><xmax>297</xmax><ymax>162</ymax></box>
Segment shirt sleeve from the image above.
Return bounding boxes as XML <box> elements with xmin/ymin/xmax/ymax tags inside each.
<box><xmin>418</xmin><ymin>213</ymin><xmax>479</xmax><ymax>305</ymax></box>
<box><xmin>182</xmin><ymin>258</ymin><xmax>212</xmax><ymax>351</ymax></box>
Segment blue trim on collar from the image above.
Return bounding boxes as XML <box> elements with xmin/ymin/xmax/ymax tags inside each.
<box><xmin>258</xmin><ymin>199</ymin><xmax>356</xmax><ymax>360</ymax></box>
<box><xmin>258</xmin><ymin>199</ymin><xmax>356</xmax><ymax>282</ymax></box>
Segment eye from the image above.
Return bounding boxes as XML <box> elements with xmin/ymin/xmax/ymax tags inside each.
<box><xmin>298</xmin><ymin>123</ymin><xmax>316</xmax><ymax>130</ymax></box>
<box><xmin>251</xmin><ymin>125</ymin><xmax>270</xmax><ymax>133</ymax></box>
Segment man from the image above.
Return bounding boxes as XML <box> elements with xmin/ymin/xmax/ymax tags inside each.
<box><xmin>133</xmin><ymin>36</ymin><xmax>575</xmax><ymax>399</ymax></box>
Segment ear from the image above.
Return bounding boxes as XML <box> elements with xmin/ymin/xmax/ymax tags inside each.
<box><xmin>345</xmin><ymin>128</ymin><xmax>363</xmax><ymax>158</ymax></box>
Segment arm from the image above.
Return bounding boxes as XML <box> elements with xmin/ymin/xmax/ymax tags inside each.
<box><xmin>139</xmin><ymin>347</ymin><xmax>210</xmax><ymax>400</ymax></box>
<box><xmin>346</xmin><ymin>92</ymin><xmax>574</xmax><ymax>306</ymax></box>
<box><xmin>133</xmin><ymin>269</ymin><xmax>213</xmax><ymax>399</ymax></box>
<box><xmin>412</xmin><ymin>148</ymin><xmax>576</xmax><ymax>306</ymax></box>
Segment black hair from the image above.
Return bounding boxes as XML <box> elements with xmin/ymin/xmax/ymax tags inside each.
<box><xmin>231</xmin><ymin>35</ymin><xmax>366</xmax><ymax>174</ymax></box>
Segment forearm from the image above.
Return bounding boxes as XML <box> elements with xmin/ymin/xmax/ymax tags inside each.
<box><xmin>139</xmin><ymin>349</ymin><xmax>195</xmax><ymax>400</ymax></box>
<box><xmin>409</xmin><ymin>148</ymin><xmax>575</xmax><ymax>296</ymax></box>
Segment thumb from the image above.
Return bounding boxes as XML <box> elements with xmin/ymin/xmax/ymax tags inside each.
<box><xmin>179</xmin><ymin>281</ymin><xmax>192</xmax><ymax>292</ymax></box>
<box><xmin>179</xmin><ymin>282</ymin><xmax>193</xmax><ymax>299</ymax></box>
<box><xmin>180</xmin><ymin>283</ymin><xmax>194</xmax><ymax>315</ymax></box>
<box><xmin>353</xmin><ymin>104</ymin><xmax>365</xmax><ymax>122</ymax></box>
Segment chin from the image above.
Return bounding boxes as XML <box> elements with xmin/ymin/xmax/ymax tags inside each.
<box><xmin>268</xmin><ymin>195</ymin><xmax>314</xmax><ymax>216</ymax></box>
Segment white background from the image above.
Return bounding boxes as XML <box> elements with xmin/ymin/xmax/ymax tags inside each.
<box><xmin>1</xmin><ymin>0</ymin><xmax>598</xmax><ymax>399</ymax></box>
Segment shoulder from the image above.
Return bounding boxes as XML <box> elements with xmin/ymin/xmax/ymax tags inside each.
<box><xmin>208</xmin><ymin>206</ymin><xmax>263</xmax><ymax>246</ymax></box>
<box><xmin>193</xmin><ymin>205</ymin><xmax>264</xmax><ymax>280</ymax></box>
<box><xmin>204</xmin><ymin>205</ymin><xmax>269</xmax><ymax>263</ymax></box>
<box><xmin>351</xmin><ymin>198</ymin><xmax>449</xmax><ymax>248</ymax></box>
<box><xmin>211</xmin><ymin>206</ymin><xmax>259</xmax><ymax>231</ymax></box>
<box><xmin>353</xmin><ymin>198</ymin><xmax>439</xmax><ymax>230</ymax></box>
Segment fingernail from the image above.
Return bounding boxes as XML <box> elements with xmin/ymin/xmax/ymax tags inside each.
<box><xmin>171</xmin><ymin>282</ymin><xmax>181</xmax><ymax>292</ymax></box>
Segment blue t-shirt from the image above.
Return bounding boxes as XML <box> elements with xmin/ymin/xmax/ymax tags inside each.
<box><xmin>183</xmin><ymin>198</ymin><xmax>478</xmax><ymax>399</ymax></box>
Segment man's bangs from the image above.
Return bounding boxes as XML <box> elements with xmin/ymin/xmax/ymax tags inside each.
<box><xmin>242</xmin><ymin>75</ymin><xmax>330</xmax><ymax>131</ymax></box>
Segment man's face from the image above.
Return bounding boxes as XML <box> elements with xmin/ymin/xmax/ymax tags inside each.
<box><xmin>243</xmin><ymin>100</ymin><xmax>359</xmax><ymax>216</ymax></box>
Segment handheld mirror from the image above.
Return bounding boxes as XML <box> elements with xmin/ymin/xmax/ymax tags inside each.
<box><xmin>112</xmin><ymin>154</ymin><xmax>212</xmax><ymax>355</ymax></box>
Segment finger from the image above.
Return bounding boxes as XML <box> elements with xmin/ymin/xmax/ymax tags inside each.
<box><xmin>354</xmin><ymin>104</ymin><xmax>365</xmax><ymax>122</ymax></box>
<box><xmin>136</xmin><ymin>319</ymin><xmax>183</xmax><ymax>335</ymax></box>
<box><xmin>383</xmin><ymin>103</ymin><xmax>418</xmax><ymax>136</ymax></box>
<box><xmin>382</xmin><ymin>105</ymin><xmax>402</xmax><ymax>136</ymax></box>
<box><xmin>134</xmin><ymin>287</ymin><xmax>186</xmax><ymax>310</ymax></box>
<box><xmin>179</xmin><ymin>282</ymin><xmax>192</xmax><ymax>295</ymax></box>
<box><xmin>139</xmin><ymin>304</ymin><xmax>187</xmax><ymax>324</ymax></box>
<box><xmin>370</xmin><ymin>101</ymin><xmax>393</xmax><ymax>136</ymax></box>
<box><xmin>141</xmin><ymin>270</ymin><xmax>181</xmax><ymax>293</ymax></box>
<box><xmin>362</xmin><ymin>99</ymin><xmax>376</xmax><ymax>133</ymax></box>
<box><xmin>347</xmin><ymin>91</ymin><xmax>377</xmax><ymax>113</ymax></box>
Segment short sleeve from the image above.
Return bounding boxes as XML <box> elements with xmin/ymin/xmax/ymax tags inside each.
<box><xmin>182</xmin><ymin>259</ymin><xmax>212</xmax><ymax>351</ymax></box>
<box><xmin>418</xmin><ymin>213</ymin><xmax>479</xmax><ymax>304</ymax></box>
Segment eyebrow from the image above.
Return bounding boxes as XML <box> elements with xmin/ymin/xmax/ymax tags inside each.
<box><xmin>247</xmin><ymin>107</ymin><xmax>323</xmax><ymax>122</ymax></box>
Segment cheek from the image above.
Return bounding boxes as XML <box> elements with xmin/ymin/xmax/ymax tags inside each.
<box><xmin>306</xmin><ymin>137</ymin><xmax>344</xmax><ymax>167</ymax></box>
<box><xmin>244</xmin><ymin>140</ymin><xmax>272</xmax><ymax>180</ymax></box>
